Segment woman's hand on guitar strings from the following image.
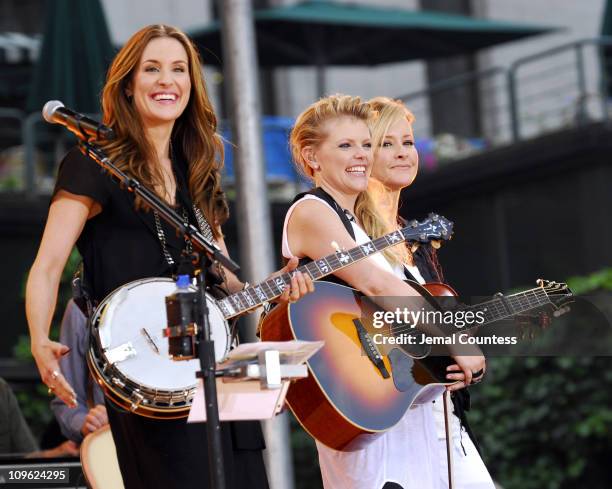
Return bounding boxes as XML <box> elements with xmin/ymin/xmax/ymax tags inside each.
<box><xmin>270</xmin><ymin>256</ymin><xmax>315</xmax><ymax>304</ymax></box>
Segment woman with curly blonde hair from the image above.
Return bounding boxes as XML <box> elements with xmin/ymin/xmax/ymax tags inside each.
<box><xmin>284</xmin><ymin>94</ymin><xmax>484</xmax><ymax>489</ymax></box>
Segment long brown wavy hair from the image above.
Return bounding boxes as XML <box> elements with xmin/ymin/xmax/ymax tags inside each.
<box><xmin>100</xmin><ymin>24</ymin><xmax>227</xmax><ymax>238</ymax></box>
<box><xmin>290</xmin><ymin>94</ymin><xmax>393</xmax><ymax>257</ymax></box>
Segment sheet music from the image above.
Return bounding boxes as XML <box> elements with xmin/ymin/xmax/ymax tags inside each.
<box><xmin>187</xmin><ymin>379</ymin><xmax>290</xmax><ymax>422</ymax></box>
<box><xmin>217</xmin><ymin>340</ymin><xmax>324</xmax><ymax>368</ymax></box>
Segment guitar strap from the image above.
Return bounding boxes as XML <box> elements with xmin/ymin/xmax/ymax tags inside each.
<box><xmin>71</xmin><ymin>263</ymin><xmax>97</xmax><ymax>409</ymax></box>
<box><xmin>402</xmin><ymin>267</ymin><xmax>420</xmax><ymax>284</ymax></box>
<box><xmin>291</xmin><ymin>187</ymin><xmax>356</xmax><ymax>240</ymax></box>
<box><xmin>288</xmin><ymin>188</ymin><xmax>359</xmax><ymax>289</ymax></box>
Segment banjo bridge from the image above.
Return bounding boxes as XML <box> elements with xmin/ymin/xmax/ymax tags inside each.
<box><xmin>141</xmin><ymin>327</ymin><xmax>160</xmax><ymax>354</ymax></box>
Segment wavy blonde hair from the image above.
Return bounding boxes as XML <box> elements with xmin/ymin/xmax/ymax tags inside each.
<box><xmin>290</xmin><ymin>94</ymin><xmax>394</xmax><ymax>260</ymax></box>
<box><xmin>367</xmin><ymin>97</ymin><xmax>417</xmax><ymax>266</ymax></box>
<box><xmin>100</xmin><ymin>24</ymin><xmax>227</xmax><ymax>238</ymax></box>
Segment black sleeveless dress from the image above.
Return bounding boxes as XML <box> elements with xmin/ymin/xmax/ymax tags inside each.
<box><xmin>53</xmin><ymin>147</ymin><xmax>269</xmax><ymax>489</ymax></box>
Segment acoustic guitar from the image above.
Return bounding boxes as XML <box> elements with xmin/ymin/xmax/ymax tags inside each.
<box><xmin>260</xmin><ymin>278</ymin><xmax>572</xmax><ymax>451</ymax></box>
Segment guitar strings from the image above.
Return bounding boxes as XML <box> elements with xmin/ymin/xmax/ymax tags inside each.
<box><xmin>223</xmin><ymin>225</ymin><xmax>446</xmax><ymax>314</ymax></box>
<box><xmin>383</xmin><ymin>287</ymin><xmax>552</xmax><ymax>338</ymax></box>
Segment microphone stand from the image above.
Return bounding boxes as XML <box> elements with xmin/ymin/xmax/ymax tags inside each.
<box><xmin>79</xmin><ymin>141</ymin><xmax>236</xmax><ymax>489</ymax></box>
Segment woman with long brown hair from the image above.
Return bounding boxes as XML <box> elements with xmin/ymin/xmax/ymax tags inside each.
<box><xmin>283</xmin><ymin>94</ymin><xmax>485</xmax><ymax>489</ymax></box>
<box><xmin>26</xmin><ymin>24</ymin><xmax>311</xmax><ymax>489</ymax></box>
<box><xmin>368</xmin><ymin>96</ymin><xmax>494</xmax><ymax>489</ymax></box>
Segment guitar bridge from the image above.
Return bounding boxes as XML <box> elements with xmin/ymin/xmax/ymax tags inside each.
<box><xmin>353</xmin><ymin>318</ymin><xmax>390</xmax><ymax>379</ymax></box>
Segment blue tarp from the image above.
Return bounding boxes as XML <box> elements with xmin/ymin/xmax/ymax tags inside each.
<box><xmin>221</xmin><ymin>115</ymin><xmax>300</xmax><ymax>182</ymax></box>
<box><xmin>221</xmin><ymin>115</ymin><xmax>485</xmax><ymax>179</ymax></box>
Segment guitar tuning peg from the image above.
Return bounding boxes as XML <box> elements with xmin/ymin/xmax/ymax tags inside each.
<box><xmin>431</xmin><ymin>240</ymin><xmax>441</xmax><ymax>250</ymax></box>
<box><xmin>410</xmin><ymin>243</ymin><xmax>420</xmax><ymax>253</ymax></box>
<box><xmin>553</xmin><ymin>306</ymin><xmax>571</xmax><ymax>317</ymax></box>
<box><xmin>536</xmin><ymin>278</ymin><xmax>543</xmax><ymax>287</ymax></box>
<box><xmin>432</xmin><ymin>214</ymin><xmax>439</xmax><ymax>221</ymax></box>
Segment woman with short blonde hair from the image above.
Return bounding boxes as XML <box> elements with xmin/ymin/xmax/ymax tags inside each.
<box><xmin>283</xmin><ymin>94</ymin><xmax>485</xmax><ymax>489</ymax></box>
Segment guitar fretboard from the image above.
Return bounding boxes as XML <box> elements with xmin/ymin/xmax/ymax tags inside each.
<box><xmin>465</xmin><ymin>287</ymin><xmax>551</xmax><ymax>329</ymax></box>
<box><xmin>216</xmin><ymin>220</ymin><xmax>449</xmax><ymax>319</ymax></box>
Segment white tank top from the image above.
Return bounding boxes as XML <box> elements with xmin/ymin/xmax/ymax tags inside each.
<box><xmin>282</xmin><ymin>194</ymin><xmax>426</xmax><ymax>284</ymax></box>
<box><xmin>282</xmin><ymin>194</ymin><xmax>444</xmax><ymax>489</ymax></box>
<box><xmin>282</xmin><ymin>194</ymin><xmax>490</xmax><ymax>489</ymax></box>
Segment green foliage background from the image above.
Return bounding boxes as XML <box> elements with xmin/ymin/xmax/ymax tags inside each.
<box><xmin>469</xmin><ymin>269</ymin><xmax>612</xmax><ymax>489</ymax></box>
<box><xmin>290</xmin><ymin>269</ymin><xmax>612</xmax><ymax>489</ymax></box>
<box><xmin>470</xmin><ymin>356</ymin><xmax>612</xmax><ymax>489</ymax></box>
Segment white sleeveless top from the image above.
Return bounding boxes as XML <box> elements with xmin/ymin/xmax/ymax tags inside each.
<box><xmin>282</xmin><ymin>195</ymin><xmax>426</xmax><ymax>284</ymax></box>
<box><xmin>282</xmin><ymin>195</ymin><xmax>440</xmax><ymax>489</ymax></box>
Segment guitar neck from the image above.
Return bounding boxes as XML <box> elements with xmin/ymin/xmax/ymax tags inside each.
<box><xmin>217</xmin><ymin>227</ymin><xmax>426</xmax><ymax>319</ymax></box>
<box><xmin>463</xmin><ymin>287</ymin><xmax>551</xmax><ymax>330</ymax></box>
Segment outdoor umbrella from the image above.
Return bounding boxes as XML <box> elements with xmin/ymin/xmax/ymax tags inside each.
<box><xmin>191</xmin><ymin>0</ymin><xmax>556</xmax><ymax>96</ymax></box>
<box><xmin>26</xmin><ymin>0</ymin><xmax>114</xmax><ymax>114</ymax></box>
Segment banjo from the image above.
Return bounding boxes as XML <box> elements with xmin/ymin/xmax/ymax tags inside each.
<box><xmin>87</xmin><ymin>214</ymin><xmax>452</xmax><ymax>419</ymax></box>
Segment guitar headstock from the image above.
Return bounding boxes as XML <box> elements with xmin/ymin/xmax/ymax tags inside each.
<box><xmin>403</xmin><ymin>213</ymin><xmax>454</xmax><ymax>244</ymax></box>
<box><xmin>538</xmin><ymin>279</ymin><xmax>574</xmax><ymax>311</ymax></box>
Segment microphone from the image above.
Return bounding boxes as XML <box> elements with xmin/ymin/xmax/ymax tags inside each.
<box><xmin>42</xmin><ymin>100</ymin><xmax>115</xmax><ymax>141</ymax></box>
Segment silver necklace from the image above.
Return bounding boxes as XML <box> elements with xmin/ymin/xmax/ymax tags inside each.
<box><xmin>152</xmin><ymin>145</ymin><xmax>216</xmax><ymax>266</ymax></box>
<box><xmin>153</xmin><ymin>205</ymin><xmax>215</xmax><ymax>267</ymax></box>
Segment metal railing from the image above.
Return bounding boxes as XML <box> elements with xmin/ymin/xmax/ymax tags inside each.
<box><xmin>0</xmin><ymin>108</ymin><xmax>26</xmax><ymax>191</ymax></box>
<box><xmin>398</xmin><ymin>37</ymin><xmax>612</xmax><ymax>167</ymax></box>
<box><xmin>508</xmin><ymin>38</ymin><xmax>612</xmax><ymax>140</ymax></box>
<box><xmin>0</xmin><ymin>110</ymin><xmax>78</xmax><ymax>195</ymax></box>
<box><xmin>2</xmin><ymin>37</ymin><xmax>612</xmax><ymax>195</ymax></box>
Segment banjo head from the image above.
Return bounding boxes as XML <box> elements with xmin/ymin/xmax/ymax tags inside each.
<box><xmin>89</xmin><ymin>277</ymin><xmax>230</xmax><ymax>416</ymax></box>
